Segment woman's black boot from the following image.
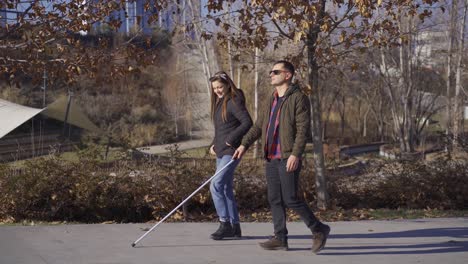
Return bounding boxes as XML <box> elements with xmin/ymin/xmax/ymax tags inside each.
<box><xmin>210</xmin><ymin>221</ymin><xmax>233</xmax><ymax>240</ymax></box>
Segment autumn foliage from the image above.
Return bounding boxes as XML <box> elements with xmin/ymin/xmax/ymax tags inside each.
<box><xmin>0</xmin><ymin>0</ymin><xmax>169</xmax><ymax>86</ymax></box>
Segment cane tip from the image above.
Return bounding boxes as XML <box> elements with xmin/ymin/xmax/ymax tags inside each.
<box><xmin>131</xmin><ymin>243</ymin><xmax>136</xmax><ymax>247</ymax></box>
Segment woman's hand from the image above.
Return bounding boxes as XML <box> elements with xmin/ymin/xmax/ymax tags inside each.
<box><xmin>233</xmin><ymin>145</ymin><xmax>246</xmax><ymax>159</ymax></box>
<box><xmin>209</xmin><ymin>145</ymin><xmax>216</xmax><ymax>155</ymax></box>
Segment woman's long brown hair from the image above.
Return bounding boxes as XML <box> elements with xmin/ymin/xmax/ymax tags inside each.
<box><xmin>209</xmin><ymin>71</ymin><xmax>242</xmax><ymax>123</ymax></box>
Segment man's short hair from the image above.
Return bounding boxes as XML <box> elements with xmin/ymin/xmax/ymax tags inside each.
<box><xmin>274</xmin><ymin>60</ymin><xmax>295</xmax><ymax>78</ymax></box>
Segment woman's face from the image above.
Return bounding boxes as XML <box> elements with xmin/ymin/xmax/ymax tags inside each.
<box><xmin>212</xmin><ymin>80</ymin><xmax>226</xmax><ymax>98</ymax></box>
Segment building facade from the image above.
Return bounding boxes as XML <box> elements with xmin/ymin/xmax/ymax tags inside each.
<box><xmin>1</xmin><ymin>0</ymin><xmax>176</xmax><ymax>34</ymax></box>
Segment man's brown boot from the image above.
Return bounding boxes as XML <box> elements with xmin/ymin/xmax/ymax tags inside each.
<box><xmin>259</xmin><ymin>236</ymin><xmax>288</xmax><ymax>251</ymax></box>
<box><xmin>311</xmin><ymin>224</ymin><xmax>331</xmax><ymax>254</ymax></box>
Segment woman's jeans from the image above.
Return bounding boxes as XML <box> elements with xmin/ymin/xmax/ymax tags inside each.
<box><xmin>210</xmin><ymin>155</ymin><xmax>241</xmax><ymax>224</ymax></box>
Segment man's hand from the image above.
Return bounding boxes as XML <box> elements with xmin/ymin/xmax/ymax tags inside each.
<box><xmin>286</xmin><ymin>155</ymin><xmax>299</xmax><ymax>172</ymax></box>
<box><xmin>209</xmin><ymin>145</ymin><xmax>216</xmax><ymax>155</ymax></box>
<box><xmin>232</xmin><ymin>145</ymin><xmax>246</xmax><ymax>159</ymax></box>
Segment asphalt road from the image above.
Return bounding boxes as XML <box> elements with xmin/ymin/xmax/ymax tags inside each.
<box><xmin>1</xmin><ymin>218</ymin><xmax>467</xmax><ymax>264</ymax></box>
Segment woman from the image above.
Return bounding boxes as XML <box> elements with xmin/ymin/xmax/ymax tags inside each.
<box><xmin>209</xmin><ymin>71</ymin><xmax>252</xmax><ymax>240</ymax></box>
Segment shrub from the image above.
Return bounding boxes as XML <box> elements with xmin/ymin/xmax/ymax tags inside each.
<box><xmin>0</xmin><ymin>148</ymin><xmax>216</xmax><ymax>223</ymax></box>
<box><xmin>330</xmin><ymin>158</ymin><xmax>468</xmax><ymax>210</ymax></box>
<box><xmin>1</xmin><ymin>154</ymin><xmax>466</xmax><ymax>223</ymax></box>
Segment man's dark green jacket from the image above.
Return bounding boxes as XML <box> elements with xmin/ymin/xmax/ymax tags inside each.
<box><xmin>241</xmin><ymin>83</ymin><xmax>311</xmax><ymax>159</ymax></box>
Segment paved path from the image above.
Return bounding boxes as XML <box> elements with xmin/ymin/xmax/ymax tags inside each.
<box><xmin>1</xmin><ymin>218</ymin><xmax>467</xmax><ymax>264</ymax></box>
<box><xmin>136</xmin><ymin>138</ymin><xmax>212</xmax><ymax>155</ymax></box>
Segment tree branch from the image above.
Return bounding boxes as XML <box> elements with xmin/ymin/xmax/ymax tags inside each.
<box><xmin>260</xmin><ymin>3</ymin><xmax>293</xmax><ymax>40</ymax></box>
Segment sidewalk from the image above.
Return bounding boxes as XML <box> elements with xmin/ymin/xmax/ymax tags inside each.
<box><xmin>1</xmin><ymin>218</ymin><xmax>467</xmax><ymax>264</ymax></box>
<box><xmin>136</xmin><ymin>138</ymin><xmax>212</xmax><ymax>155</ymax></box>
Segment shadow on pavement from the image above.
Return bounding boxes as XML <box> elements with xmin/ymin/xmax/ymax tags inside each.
<box><xmin>321</xmin><ymin>241</ymin><xmax>468</xmax><ymax>255</ymax></box>
<box><xmin>290</xmin><ymin>227</ymin><xmax>468</xmax><ymax>255</ymax></box>
<box><xmin>267</xmin><ymin>227</ymin><xmax>468</xmax><ymax>240</ymax></box>
<box><xmin>135</xmin><ymin>227</ymin><xmax>468</xmax><ymax>254</ymax></box>
<box><xmin>329</xmin><ymin>227</ymin><xmax>468</xmax><ymax>239</ymax></box>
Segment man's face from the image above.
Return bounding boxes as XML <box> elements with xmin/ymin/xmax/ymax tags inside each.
<box><xmin>269</xmin><ymin>63</ymin><xmax>292</xmax><ymax>86</ymax></box>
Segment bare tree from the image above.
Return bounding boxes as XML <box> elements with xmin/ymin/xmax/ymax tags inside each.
<box><xmin>446</xmin><ymin>0</ymin><xmax>459</xmax><ymax>146</ymax></box>
<box><xmin>205</xmin><ymin>0</ymin><xmax>440</xmax><ymax>208</ymax></box>
<box><xmin>252</xmin><ymin>47</ymin><xmax>260</xmax><ymax>158</ymax></box>
<box><xmin>454</xmin><ymin>0</ymin><xmax>468</xmax><ymax>145</ymax></box>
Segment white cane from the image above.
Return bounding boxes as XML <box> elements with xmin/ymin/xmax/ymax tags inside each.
<box><xmin>131</xmin><ymin>159</ymin><xmax>236</xmax><ymax>247</ymax></box>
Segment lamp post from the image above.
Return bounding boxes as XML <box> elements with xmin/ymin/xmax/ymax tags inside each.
<box><xmin>63</xmin><ymin>90</ymin><xmax>73</xmax><ymax>138</ymax></box>
<box><xmin>42</xmin><ymin>69</ymin><xmax>47</xmax><ymax>108</ymax></box>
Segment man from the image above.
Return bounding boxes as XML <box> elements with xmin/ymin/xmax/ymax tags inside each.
<box><xmin>233</xmin><ymin>60</ymin><xmax>330</xmax><ymax>253</ymax></box>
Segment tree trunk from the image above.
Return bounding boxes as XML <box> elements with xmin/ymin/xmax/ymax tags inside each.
<box><xmin>363</xmin><ymin>106</ymin><xmax>370</xmax><ymax>138</ymax></box>
<box><xmin>399</xmin><ymin>21</ymin><xmax>408</xmax><ymax>153</ymax></box>
<box><xmin>174</xmin><ymin>108</ymin><xmax>179</xmax><ymax>137</ymax></box>
<box><xmin>187</xmin><ymin>0</ymin><xmax>213</xmax><ymax>96</ymax></box>
<box><xmin>406</xmin><ymin>17</ymin><xmax>415</xmax><ymax>152</ymax></box>
<box><xmin>357</xmin><ymin>99</ymin><xmax>362</xmax><ymax>136</ymax></box>
<box><xmin>201</xmin><ymin>40</ymin><xmax>212</xmax><ymax>94</ymax></box>
<box><xmin>307</xmin><ymin>25</ymin><xmax>329</xmax><ymax>209</ymax></box>
<box><xmin>253</xmin><ymin>47</ymin><xmax>259</xmax><ymax>158</ymax></box>
<box><xmin>322</xmin><ymin>91</ymin><xmax>339</xmax><ymax>140</ymax></box>
<box><xmin>227</xmin><ymin>6</ymin><xmax>234</xmax><ymax>78</ymax></box>
<box><xmin>339</xmin><ymin>95</ymin><xmax>346</xmax><ymax>138</ymax></box>
<box><xmin>454</xmin><ymin>0</ymin><xmax>468</xmax><ymax>146</ymax></box>
<box><xmin>378</xmin><ymin>119</ymin><xmax>385</xmax><ymax>141</ymax></box>
<box><xmin>227</xmin><ymin>40</ymin><xmax>234</xmax><ymax>78</ymax></box>
<box><xmin>237</xmin><ymin>63</ymin><xmax>242</xmax><ymax>88</ymax></box>
<box><xmin>446</xmin><ymin>0</ymin><xmax>458</xmax><ymax>146</ymax></box>
<box><xmin>397</xmin><ymin>13</ymin><xmax>415</xmax><ymax>153</ymax></box>
<box><xmin>375</xmin><ymin>97</ymin><xmax>385</xmax><ymax>141</ymax></box>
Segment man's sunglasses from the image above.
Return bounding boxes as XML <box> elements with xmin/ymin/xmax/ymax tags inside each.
<box><xmin>269</xmin><ymin>70</ymin><xmax>290</xmax><ymax>75</ymax></box>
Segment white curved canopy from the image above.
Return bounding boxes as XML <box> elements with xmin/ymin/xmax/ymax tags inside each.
<box><xmin>0</xmin><ymin>98</ymin><xmax>44</xmax><ymax>139</ymax></box>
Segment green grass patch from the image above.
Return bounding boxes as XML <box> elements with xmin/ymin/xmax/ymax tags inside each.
<box><xmin>181</xmin><ymin>147</ymin><xmax>210</xmax><ymax>158</ymax></box>
<box><xmin>7</xmin><ymin>147</ymin><xmax>126</xmax><ymax>168</ymax></box>
<box><xmin>153</xmin><ymin>147</ymin><xmax>209</xmax><ymax>159</ymax></box>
